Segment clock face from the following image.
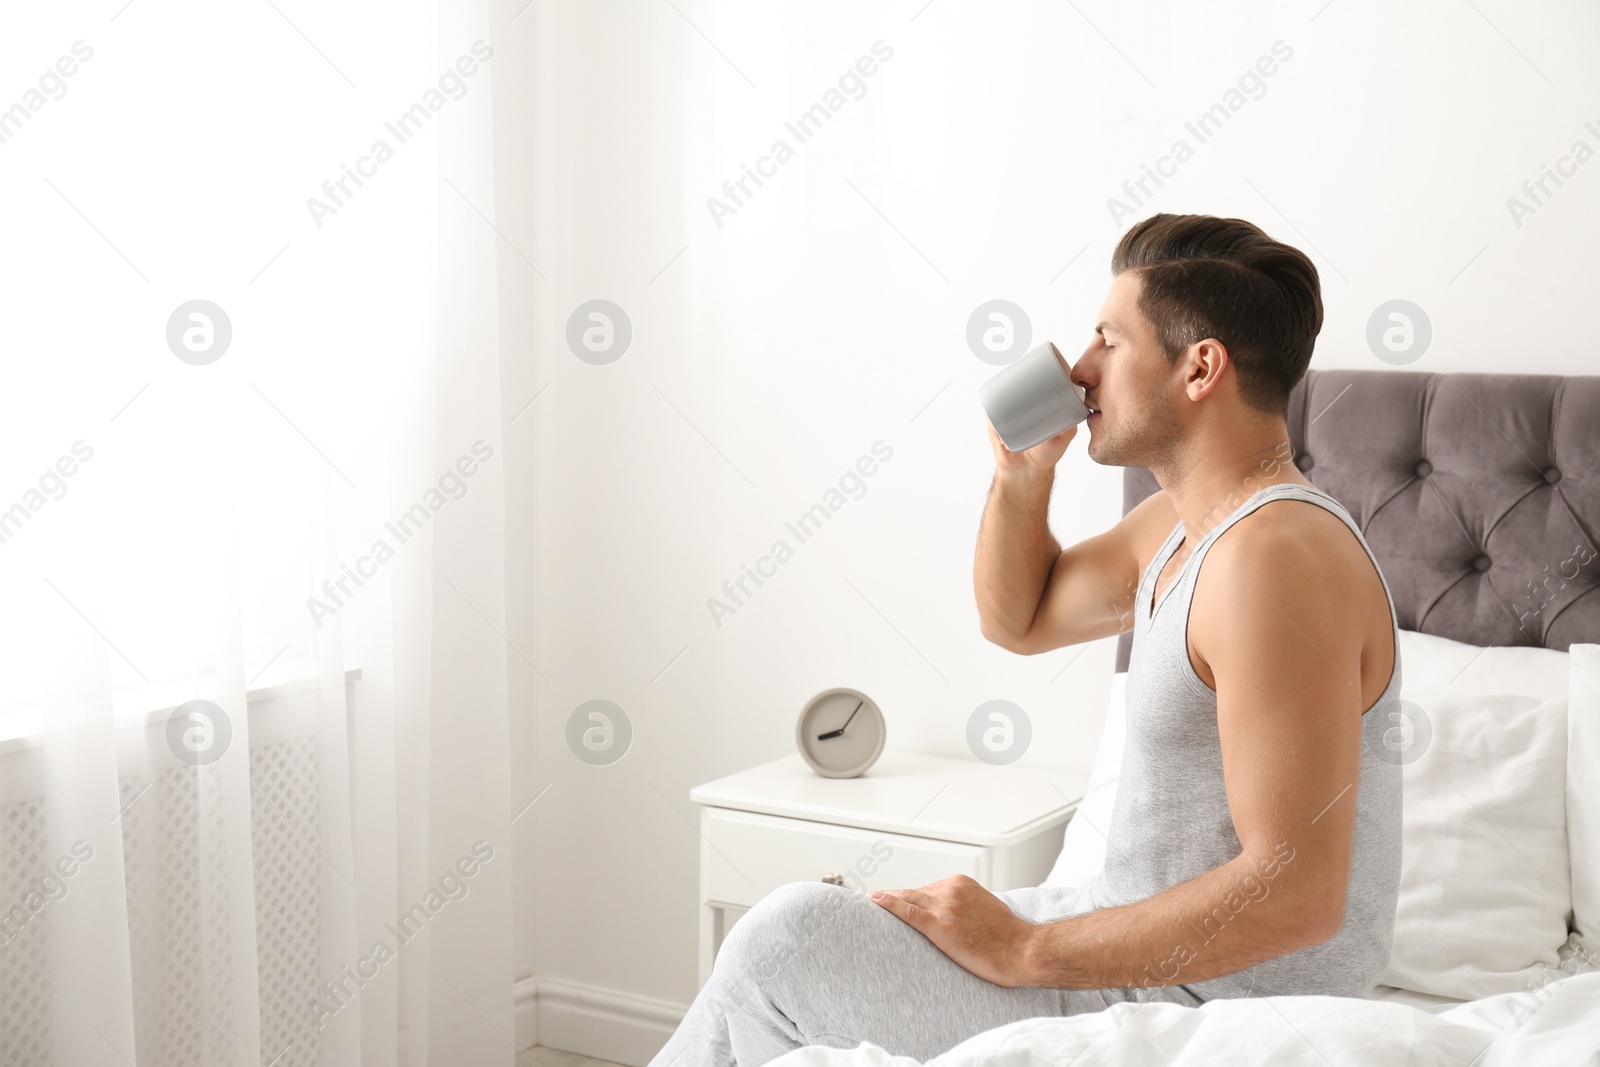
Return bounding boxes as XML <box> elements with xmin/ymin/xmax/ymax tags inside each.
<box><xmin>797</xmin><ymin>688</ymin><xmax>885</xmax><ymax>778</ymax></box>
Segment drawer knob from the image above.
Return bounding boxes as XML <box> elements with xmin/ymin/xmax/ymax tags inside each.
<box><xmin>820</xmin><ymin>873</ymin><xmax>845</xmax><ymax>886</ymax></box>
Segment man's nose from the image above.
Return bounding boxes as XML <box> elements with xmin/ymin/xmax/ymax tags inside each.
<box><xmin>1070</xmin><ymin>354</ymin><xmax>1096</xmax><ymax>389</ymax></box>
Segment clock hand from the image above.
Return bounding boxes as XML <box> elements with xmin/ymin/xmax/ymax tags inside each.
<box><xmin>816</xmin><ymin>700</ymin><xmax>865</xmax><ymax>741</ymax></box>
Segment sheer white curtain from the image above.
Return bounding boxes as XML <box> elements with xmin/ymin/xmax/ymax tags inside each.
<box><xmin>0</xmin><ymin>2</ymin><xmax>514</xmax><ymax>1065</ymax></box>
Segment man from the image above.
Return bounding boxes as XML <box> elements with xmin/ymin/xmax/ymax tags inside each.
<box><xmin>651</xmin><ymin>213</ymin><xmax>1402</xmax><ymax>1066</ymax></box>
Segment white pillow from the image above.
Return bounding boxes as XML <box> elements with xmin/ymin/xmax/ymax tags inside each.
<box><xmin>1379</xmin><ymin>688</ymin><xmax>1571</xmax><ymax>1000</ymax></box>
<box><xmin>1396</xmin><ymin>628</ymin><xmax>1570</xmax><ymax>702</ymax></box>
<box><xmin>1568</xmin><ymin>644</ymin><xmax>1600</xmax><ymax>956</ymax></box>
<box><xmin>1042</xmin><ymin>671</ymin><xmax>1125</xmax><ymax>889</ymax></box>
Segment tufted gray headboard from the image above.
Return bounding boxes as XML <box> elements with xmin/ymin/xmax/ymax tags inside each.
<box><xmin>1114</xmin><ymin>369</ymin><xmax>1600</xmax><ymax>671</ymax></box>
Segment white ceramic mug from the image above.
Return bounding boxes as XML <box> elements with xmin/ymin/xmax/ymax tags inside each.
<box><xmin>978</xmin><ymin>340</ymin><xmax>1090</xmax><ymax>452</ymax></box>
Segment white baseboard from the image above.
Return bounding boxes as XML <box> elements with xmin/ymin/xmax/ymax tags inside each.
<box><xmin>516</xmin><ymin>975</ymin><xmax>689</xmax><ymax>1067</ymax></box>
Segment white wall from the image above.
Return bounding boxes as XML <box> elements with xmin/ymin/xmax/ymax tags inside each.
<box><xmin>496</xmin><ymin>0</ymin><xmax>1600</xmax><ymax>1044</ymax></box>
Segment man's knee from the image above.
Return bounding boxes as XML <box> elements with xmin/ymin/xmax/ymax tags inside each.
<box><xmin>716</xmin><ymin>881</ymin><xmax>857</xmax><ymax>985</ymax></box>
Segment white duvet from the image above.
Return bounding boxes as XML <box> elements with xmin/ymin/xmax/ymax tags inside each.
<box><xmin>767</xmin><ymin>971</ymin><xmax>1600</xmax><ymax>1066</ymax></box>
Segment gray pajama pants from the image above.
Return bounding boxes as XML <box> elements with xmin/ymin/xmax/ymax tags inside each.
<box><xmin>648</xmin><ymin>881</ymin><xmax>1202</xmax><ymax>1067</ymax></box>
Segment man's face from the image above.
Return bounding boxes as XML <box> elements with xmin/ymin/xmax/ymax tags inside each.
<box><xmin>1072</xmin><ymin>271</ymin><xmax>1185</xmax><ymax>468</ymax></box>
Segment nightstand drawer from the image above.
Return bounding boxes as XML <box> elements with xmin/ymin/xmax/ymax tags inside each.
<box><xmin>700</xmin><ymin>807</ymin><xmax>985</xmax><ymax>909</ymax></box>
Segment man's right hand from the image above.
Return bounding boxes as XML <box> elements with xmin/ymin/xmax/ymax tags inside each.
<box><xmin>984</xmin><ymin>417</ymin><xmax>1076</xmax><ymax>477</ymax></box>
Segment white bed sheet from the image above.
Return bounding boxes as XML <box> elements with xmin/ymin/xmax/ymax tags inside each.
<box><xmin>766</xmin><ymin>971</ymin><xmax>1600</xmax><ymax>1066</ymax></box>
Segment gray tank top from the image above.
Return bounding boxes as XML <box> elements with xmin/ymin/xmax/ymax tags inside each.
<box><xmin>1081</xmin><ymin>482</ymin><xmax>1403</xmax><ymax>1001</ymax></box>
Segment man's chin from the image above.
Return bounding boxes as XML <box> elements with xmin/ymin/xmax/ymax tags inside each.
<box><xmin>1086</xmin><ymin>432</ymin><xmax>1144</xmax><ymax>469</ymax></box>
<box><xmin>1084</xmin><ymin>430</ymin><xmax>1119</xmax><ymax>467</ymax></box>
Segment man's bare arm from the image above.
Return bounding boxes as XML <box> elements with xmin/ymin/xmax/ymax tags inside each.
<box><xmin>973</xmin><ymin>464</ymin><xmax>1063</xmax><ymax>650</ymax></box>
<box><xmin>974</xmin><ymin>420</ymin><xmax>1175</xmax><ymax>655</ymax></box>
<box><xmin>1026</xmin><ymin>851</ymin><xmax>1319</xmax><ymax>988</ymax></box>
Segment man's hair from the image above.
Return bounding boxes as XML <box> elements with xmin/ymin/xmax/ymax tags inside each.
<box><xmin>1111</xmin><ymin>213</ymin><xmax>1322</xmax><ymax>417</ymax></box>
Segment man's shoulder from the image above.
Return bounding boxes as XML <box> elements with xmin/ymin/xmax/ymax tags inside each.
<box><xmin>1193</xmin><ymin>493</ymin><xmax>1381</xmax><ymax>649</ymax></box>
<box><xmin>1206</xmin><ymin>493</ymin><xmax>1364</xmax><ymax>578</ymax></box>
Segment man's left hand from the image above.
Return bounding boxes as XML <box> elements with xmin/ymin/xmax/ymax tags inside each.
<box><xmin>870</xmin><ymin>874</ymin><xmax>1040</xmax><ymax>987</ymax></box>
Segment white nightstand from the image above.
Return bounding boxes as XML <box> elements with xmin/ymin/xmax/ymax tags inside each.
<box><xmin>688</xmin><ymin>751</ymin><xmax>1088</xmax><ymax>985</ymax></box>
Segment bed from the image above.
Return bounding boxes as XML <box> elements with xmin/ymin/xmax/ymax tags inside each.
<box><xmin>771</xmin><ymin>368</ymin><xmax>1600</xmax><ymax>1066</ymax></box>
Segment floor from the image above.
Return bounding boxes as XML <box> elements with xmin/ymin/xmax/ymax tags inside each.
<box><xmin>524</xmin><ymin>1047</ymin><xmax>629</xmax><ymax>1067</ymax></box>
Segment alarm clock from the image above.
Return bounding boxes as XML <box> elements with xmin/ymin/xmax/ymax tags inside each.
<box><xmin>796</xmin><ymin>687</ymin><xmax>886</xmax><ymax>778</ymax></box>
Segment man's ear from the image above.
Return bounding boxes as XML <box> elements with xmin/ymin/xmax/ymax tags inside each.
<box><xmin>1185</xmin><ymin>338</ymin><xmax>1231</xmax><ymax>401</ymax></box>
